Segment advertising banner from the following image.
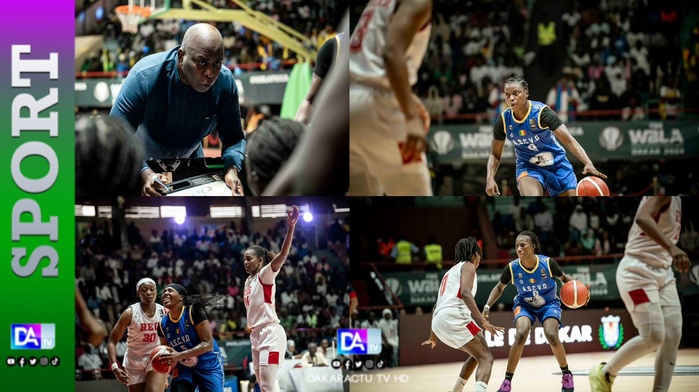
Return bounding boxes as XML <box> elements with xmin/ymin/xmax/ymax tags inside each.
<box><xmin>75</xmin><ymin>70</ymin><xmax>291</xmax><ymax>108</ymax></box>
<box><xmin>399</xmin><ymin>309</ymin><xmax>639</xmax><ymax>365</ymax></box>
<box><xmin>0</xmin><ymin>1</ymin><xmax>75</xmax><ymax>388</ymax></box>
<box><xmin>383</xmin><ymin>263</ymin><xmax>622</xmax><ymax>307</ymax></box>
<box><xmin>428</xmin><ymin>121</ymin><xmax>699</xmax><ymax>165</ymax></box>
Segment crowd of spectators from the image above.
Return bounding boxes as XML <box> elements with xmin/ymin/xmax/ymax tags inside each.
<box><xmin>489</xmin><ymin>197</ymin><xmax>640</xmax><ymax>263</ymax></box>
<box><xmin>75</xmin><ymin>212</ymin><xmax>350</xmax><ymax>380</ymax></box>
<box><xmin>397</xmin><ymin>0</ymin><xmax>693</xmax><ymax>123</ymax></box>
<box><xmin>78</xmin><ymin>0</ymin><xmax>343</xmax><ymax>75</ymax></box>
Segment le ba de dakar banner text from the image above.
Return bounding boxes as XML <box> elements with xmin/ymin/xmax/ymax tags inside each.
<box><xmin>0</xmin><ymin>1</ymin><xmax>75</xmax><ymax>388</ymax></box>
<box><xmin>428</xmin><ymin>121</ymin><xmax>699</xmax><ymax>166</ymax></box>
<box><xmin>383</xmin><ymin>263</ymin><xmax>630</xmax><ymax>307</ymax></box>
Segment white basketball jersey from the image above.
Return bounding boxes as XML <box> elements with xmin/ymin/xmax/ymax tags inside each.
<box><xmin>126</xmin><ymin>302</ymin><xmax>166</xmax><ymax>356</ymax></box>
<box><xmin>625</xmin><ymin>196</ymin><xmax>682</xmax><ymax>268</ymax></box>
<box><xmin>244</xmin><ymin>264</ymin><xmax>280</xmax><ymax>328</ymax></box>
<box><xmin>349</xmin><ymin>0</ymin><xmax>431</xmax><ymax>88</ymax></box>
<box><xmin>434</xmin><ymin>262</ymin><xmax>478</xmax><ymax>315</ymax></box>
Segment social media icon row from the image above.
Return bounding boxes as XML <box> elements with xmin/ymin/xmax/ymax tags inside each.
<box><xmin>330</xmin><ymin>358</ymin><xmax>385</xmax><ymax>370</ymax></box>
<box><xmin>6</xmin><ymin>356</ymin><xmax>59</xmax><ymax>367</ymax></box>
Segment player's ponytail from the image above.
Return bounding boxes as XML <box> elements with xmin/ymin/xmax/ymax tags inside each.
<box><xmin>247</xmin><ymin>245</ymin><xmax>276</xmax><ymax>265</ymax></box>
<box><xmin>455</xmin><ymin>237</ymin><xmax>482</xmax><ymax>263</ymax></box>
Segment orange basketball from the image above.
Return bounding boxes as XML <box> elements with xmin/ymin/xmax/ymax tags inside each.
<box><xmin>149</xmin><ymin>345</ymin><xmax>174</xmax><ymax>374</ymax></box>
<box><xmin>576</xmin><ymin>176</ymin><xmax>610</xmax><ymax>196</ymax></box>
<box><xmin>560</xmin><ymin>280</ymin><xmax>589</xmax><ymax>309</ymax></box>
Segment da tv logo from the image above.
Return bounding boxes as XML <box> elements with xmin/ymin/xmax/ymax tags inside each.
<box><xmin>11</xmin><ymin>324</ymin><xmax>55</xmax><ymax>350</ymax></box>
<box><xmin>337</xmin><ymin>329</ymin><xmax>381</xmax><ymax>355</ymax></box>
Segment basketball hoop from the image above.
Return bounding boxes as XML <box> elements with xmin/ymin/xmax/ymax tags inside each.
<box><xmin>115</xmin><ymin>5</ymin><xmax>151</xmax><ymax>34</ymax></box>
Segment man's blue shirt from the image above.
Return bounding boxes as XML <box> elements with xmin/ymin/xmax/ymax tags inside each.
<box><xmin>110</xmin><ymin>46</ymin><xmax>245</xmax><ymax>173</ymax></box>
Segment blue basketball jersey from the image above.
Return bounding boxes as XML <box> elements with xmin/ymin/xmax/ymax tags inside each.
<box><xmin>160</xmin><ymin>306</ymin><xmax>221</xmax><ymax>372</ymax></box>
<box><xmin>508</xmin><ymin>255</ymin><xmax>558</xmax><ymax>308</ymax></box>
<box><xmin>501</xmin><ymin>101</ymin><xmax>568</xmax><ymax>168</ymax></box>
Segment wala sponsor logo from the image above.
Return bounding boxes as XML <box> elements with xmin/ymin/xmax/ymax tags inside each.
<box><xmin>11</xmin><ymin>324</ymin><xmax>56</xmax><ymax>350</ymax></box>
<box><xmin>337</xmin><ymin>329</ymin><xmax>382</xmax><ymax>355</ymax></box>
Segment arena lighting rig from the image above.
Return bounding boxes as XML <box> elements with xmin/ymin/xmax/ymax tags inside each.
<box><xmin>10</xmin><ymin>44</ymin><xmax>60</xmax><ymax>278</ymax></box>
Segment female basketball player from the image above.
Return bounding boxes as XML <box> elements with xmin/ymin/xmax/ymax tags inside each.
<box><xmin>157</xmin><ymin>283</ymin><xmax>225</xmax><ymax>392</ymax></box>
<box><xmin>589</xmin><ymin>196</ymin><xmax>689</xmax><ymax>392</ymax></box>
<box><xmin>422</xmin><ymin>237</ymin><xmax>505</xmax><ymax>392</ymax></box>
<box><xmin>243</xmin><ymin>205</ymin><xmax>300</xmax><ymax>391</ymax></box>
<box><xmin>107</xmin><ymin>278</ymin><xmax>168</xmax><ymax>392</ymax></box>
<box><xmin>482</xmin><ymin>231</ymin><xmax>584</xmax><ymax>392</ymax></box>
<box><xmin>486</xmin><ymin>77</ymin><xmax>606</xmax><ymax>196</ymax></box>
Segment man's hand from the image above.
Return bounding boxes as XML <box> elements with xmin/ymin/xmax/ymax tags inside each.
<box><xmin>225</xmin><ymin>168</ymin><xmax>244</xmax><ymax>196</ymax></box>
<box><xmin>141</xmin><ymin>169</ymin><xmax>167</xmax><ymax>196</ymax></box>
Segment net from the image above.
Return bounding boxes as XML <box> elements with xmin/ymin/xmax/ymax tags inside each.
<box><xmin>115</xmin><ymin>5</ymin><xmax>151</xmax><ymax>34</ymax></box>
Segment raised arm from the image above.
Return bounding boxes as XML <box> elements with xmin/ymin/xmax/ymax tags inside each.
<box><xmin>270</xmin><ymin>206</ymin><xmax>301</xmax><ymax>272</ymax></box>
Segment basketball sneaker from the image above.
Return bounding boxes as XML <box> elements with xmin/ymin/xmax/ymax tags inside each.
<box><xmin>497</xmin><ymin>379</ymin><xmax>511</xmax><ymax>392</ymax></box>
<box><xmin>589</xmin><ymin>362</ymin><xmax>613</xmax><ymax>392</ymax></box>
<box><xmin>562</xmin><ymin>372</ymin><xmax>574</xmax><ymax>392</ymax></box>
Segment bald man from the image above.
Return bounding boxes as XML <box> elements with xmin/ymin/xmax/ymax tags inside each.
<box><xmin>111</xmin><ymin>23</ymin><xmax>246</xmax><ymax>196</ymax></box>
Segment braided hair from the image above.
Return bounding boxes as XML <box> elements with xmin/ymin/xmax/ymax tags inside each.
<box><xmin>455</xmin><ymin>237</ymin><xmax>482</xmax><ymax>263</ymax></box>
<box><xmin>517</xmin><ymin>231</ymin><xmax>542</xmax><ymax>253</ymax></box>
<box><xmin>75</xmin><ymin>116</ymin><xmax>144</xmax><ymax>197</ymax></box>
<box><xmin>504</xmin><ymin>76</ymin><xmax>529</xmax><ymax>93</ymax></box>
<box><xmin>246</xmin><ymin>245</ymin><xmax>277</xmax><ymax>266</ymax></box>
<box><xmin>183</xmin><ymin>293</ymin><xmax>227</xmax><ymax>314</ymax></box>
<box><xmin>246</xmin><ymin>117</ymin><xmax>305</xmax><ymax>195</ymax></box>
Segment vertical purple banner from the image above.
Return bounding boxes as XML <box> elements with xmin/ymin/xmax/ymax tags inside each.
<box><xmin>0</xmin><ymin>0</ymin><xmax>75</xmax><ymax>388</ymax></box>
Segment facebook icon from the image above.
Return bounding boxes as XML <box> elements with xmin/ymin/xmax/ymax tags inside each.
<box><xmin>11</xmin><ymin>324</ymin><xmax>56</xmax><ymax>350</ymax></box>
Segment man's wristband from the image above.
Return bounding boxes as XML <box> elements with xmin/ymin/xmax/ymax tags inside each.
<box><xmin>483</xmin><ymin>305</ymin><xmax>490</xmax><ymax>312</ymax></box>
<box><xmin>111</xmin><ymin>362</ymin><xmax>120</xmax><ymax>371</ymax></box>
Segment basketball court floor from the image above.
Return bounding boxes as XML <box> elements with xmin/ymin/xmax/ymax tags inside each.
<box><xmin>350</xmin><ymin>349</ymin><xmax>699</xmax><ymax>391</ymax></box>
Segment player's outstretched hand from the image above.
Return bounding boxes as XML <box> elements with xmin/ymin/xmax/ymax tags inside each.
<box><xmin>670</xmin><ymin>245</ymin><xmax>690</xmax><ymax>273</ymax></box>
<box><xmin>225</xmin><ymin>168</ymin><xmax>244</xmax><ymax>196</ymax></box>
<box><xmin>288</xmin><ymin>205</ymin><xmax>300</xmax><ymax>226</ymax></box>
<box><xmin>582</xmin><ymin>163</ymin><xmax>607</xmax><ymax>179</ymax></box>
<box><xmin>421</xmin><ymin>336</ymin><xmax>437</xmax><ymax>349</ymax></box>
<box><xmin>485</xmin><ymin>178</ymin><xmax>500</xmax><ymax>196</ymax></box>
<box><xmin>482</xmin><ymin>320</ymin><xmax>505</xmax><ymax>337</ymax></box>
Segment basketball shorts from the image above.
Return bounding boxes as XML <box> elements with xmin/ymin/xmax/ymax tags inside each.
<box><xmin>350</xmin><ymin>84</ymin><xmax>432</xmax><ymax>196</ymax></box>
<box><xmin>616</xmin><ymin>255</ymin><xmax>680</xmax><ymax>312</ymax></box>
<box><xmin>122</xmin><ymin>349</ymin><xmax>155</xmax><ymax>385</ymax></box>
<box><xmin>250</xmin><ymin>323</ymin><xmax>286</xmax><ymax>369</ymax></box>
<box><xmin>516</xmin><ymin>159</ymin><xmax>577</xmax><ymax>196</ymax></box>
<box><xmin>171</xmin><ymin>351</ymin><xmax>224</xmax><ymax>392</ymax></box>
<box><xmin>512</xmin><ymin>299</ymin><xmax>563</xmax><ymax>327</ymax></box>
<box><xmin>432</xmin><ymin>307</ymin><xmax>481</xmax><ymax>349</ymax></box>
